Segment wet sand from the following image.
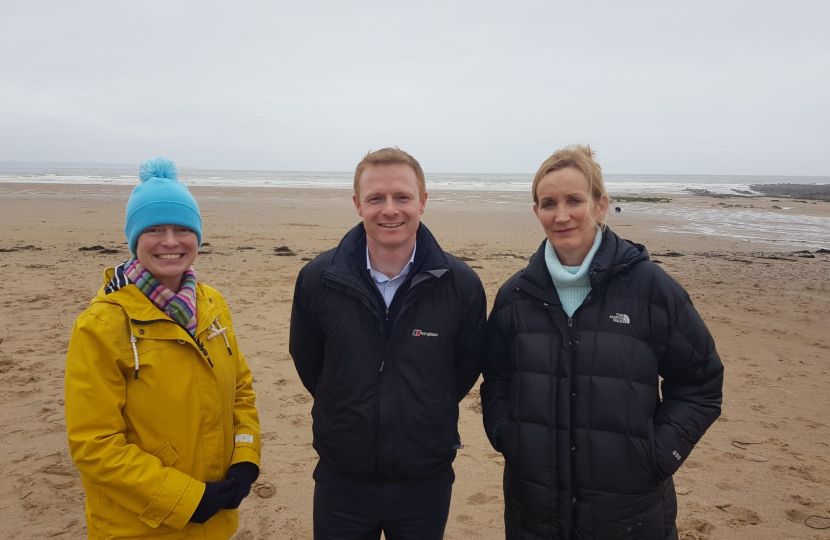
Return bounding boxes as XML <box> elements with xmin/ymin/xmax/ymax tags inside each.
<box><xmin>1</xmin><ymin>183</ymin><xmax>829</xmax><ymax>539</ymax></box>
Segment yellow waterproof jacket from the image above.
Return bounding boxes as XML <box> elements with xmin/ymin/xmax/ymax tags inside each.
<box><xmin>65</xmin><ymin>268</ymin><xmax>261</xmax><ymax>540</ymax></box>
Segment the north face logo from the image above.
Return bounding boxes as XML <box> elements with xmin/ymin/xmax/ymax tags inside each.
<box><xmin>412</xmin><ymin>329</ymin><xmax>439</xmax><ymax>337</ymax></box>
<box><xmin>609</xmin><ymin>313</ymin><xmax>630</xmax><ymax>324</ymax></box>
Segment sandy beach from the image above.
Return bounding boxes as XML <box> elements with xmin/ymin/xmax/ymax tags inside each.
<box><xmin>1</xmin><ymin>183</ymin><xmax>829</xmax><ymax>540</ymax></box>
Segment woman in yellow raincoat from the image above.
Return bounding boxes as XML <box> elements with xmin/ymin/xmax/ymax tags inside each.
<box><xmin>65</xmin><ymin>157</ymin><xmax>261</xmax><ymax>539</ymax></box>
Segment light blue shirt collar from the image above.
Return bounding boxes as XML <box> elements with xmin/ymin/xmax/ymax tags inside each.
<box><xmin>366</xmin><ymin>242</ymin><xmax>417</xmax><ymax>307</ymax></box>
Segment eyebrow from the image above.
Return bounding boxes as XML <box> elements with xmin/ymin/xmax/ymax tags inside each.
<box><xmin>363</xmin><ymin>190</ymin><xmax>416</xmax><ymax>199</ymax></box>
<box><xmin>539</xmin><ymin>192</ymin><xmax>586</xmax><ymax>200</ymax></box>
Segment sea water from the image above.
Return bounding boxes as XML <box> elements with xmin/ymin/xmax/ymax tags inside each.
<box><xmin>0</xmin><ymin>167</ymin><xmax>827</xmax><ymax>196</ymax></box>
<box><xmin>1</xmin><ymin>167</ymin><xmax>828</xmax><ymax>249</ymax></box>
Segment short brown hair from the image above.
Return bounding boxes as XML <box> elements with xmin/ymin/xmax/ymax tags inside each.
<box><xmin>532</xmin><ymin>144</ymin><xmax>607</xmax><ymax>205</ymax></box>
<box><xmin>354</xmin><ymin>147</ymin><xmax>426</xmax><ymax>197</ymax></box>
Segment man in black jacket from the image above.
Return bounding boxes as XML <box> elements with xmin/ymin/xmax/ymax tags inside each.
<box><xmin>289</xmin><ymin>147</ymin><xmax>487</xmax><ymax>540</ymax></box>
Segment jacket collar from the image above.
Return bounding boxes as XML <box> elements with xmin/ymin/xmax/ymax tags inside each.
<box><xmin>520</xmin><ymin>227</ymin><xmax>649</xmax><ymax>301</ymax></box>
<box><xmin>327</xmin><ymin>222</ymin><xmax>451</xmax><ymax>285</ymax></box>
<box><xmin>94</xmin><ymin>267</ymin><xmax>220</xmax><ymax>339</ymax></box>
<box><xmin>518</xmin><ymin>243</ymin><xmax>561</xmax><ymax>305</ymax></box>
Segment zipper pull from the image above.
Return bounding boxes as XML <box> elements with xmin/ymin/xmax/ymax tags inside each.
<box><xmin>379</xmin><ymin>360</ymin><xmax>385</xmax><ymax>372</ymax></box>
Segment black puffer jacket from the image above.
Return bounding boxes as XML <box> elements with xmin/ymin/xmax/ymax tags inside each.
<box><xmin>481</xmin><ymin>228</ymin><xmax>723</xmax><ymax>540</ymax></box>
<box><xmin>290</xmin><ymin>223</ymin><xmax>486</xmax><ymax>480</ymax></box>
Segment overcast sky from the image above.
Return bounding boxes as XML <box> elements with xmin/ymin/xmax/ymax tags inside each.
<box><xmin>1</xmin><ymin>1</ymin><xmax>828</xmax><ymax>175</ymax></box>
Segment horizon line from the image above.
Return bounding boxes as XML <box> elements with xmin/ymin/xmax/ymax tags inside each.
<box><xmin>0</xmin><ymin>161</ymin><xmax>828</xmax><ymax>179</ymax></box>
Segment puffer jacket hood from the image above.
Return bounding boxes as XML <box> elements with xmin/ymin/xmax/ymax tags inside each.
<box><xmin>65</xmin><ymin>268</ymin><xmax>261</xmax><ymax>540</ymax></box>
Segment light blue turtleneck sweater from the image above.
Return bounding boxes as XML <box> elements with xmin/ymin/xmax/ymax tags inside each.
<box><xmin>544</xmin><ymin>226</ymin><xmax>603</xmax><ymax>317</ymax></box>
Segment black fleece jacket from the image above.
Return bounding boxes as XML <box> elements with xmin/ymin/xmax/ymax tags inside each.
<box><xmin>290</xmin><ymin>222</ymin><xmax>487</xmax><ymax>480</ymax></box>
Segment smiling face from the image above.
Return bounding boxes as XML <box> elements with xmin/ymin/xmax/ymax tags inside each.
<box><xmin>135</xmin><ymin>225</ymin><xmax>198</xmax><ymax>291</ymax></box>
<box><xmin>353</xmin><ymin>163</ymin><xmax>427</xmax><ymax>254</ymax></box>
<box><xmin>533</xmin><ymin>166</ymin><xmax>609</xmax><ymax>266</ymax></box>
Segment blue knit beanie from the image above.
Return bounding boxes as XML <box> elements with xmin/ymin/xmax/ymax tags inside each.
<box><xmin>125</xmin><ymin>157</ymin><xmax>202</xmax><ymax>255</ymax></box>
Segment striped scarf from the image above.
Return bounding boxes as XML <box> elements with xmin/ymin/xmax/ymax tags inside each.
<box><xmin>124</xmin><ymin>257</ymin><xmax>198</xmax><ymax>336</ymax></box>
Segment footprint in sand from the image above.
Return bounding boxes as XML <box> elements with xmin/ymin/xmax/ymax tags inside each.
<box><xmin>786</xmin><ymin>508</ymin><xmax>813</xmax><ymax>524</ymax></box>
<box><xmin>467</xmin><ymin>492</ymin><xmax>499</xmax><ymax>505</ymax></box>
<box><xmin>804</xmin><ymin>516</ymin><xmax>830</xmax><ymax>530</ymax></box>
<box><xmin>0</xmin><ymin>473</ymin><xmax>24</xmax><ymax>498</ymax></box>
<box><xmin>0</xmin><ymin>357</ymin><xmax>17</xmax><ymax>373</ymax></box>
<box><xmin>771</xmin><ymin>464</ymin><xmax>819</xmax><ymax>482</ymax></box>
<box><xmin>791</xmin><ymin>494</ymin><xmax>819</xmax><ymax>506</ymax></box>
<box><xmin>684</xmin><ymin>517</ymin><xmax>716</xmax><ymax>535</ymax></box>
<box><xmin>253</xmin><ymin>481</ymin><xmax>276</xmax><ymax>498</ymax></box>
<box><xmin>38</xmin><ymin>460</ymin><xmax>80</xmax><ymax>477</ymax></box>
<box><xmin>716</xmin><ymin>504</ymin><xmax>762</xmax><ymax>525</ymax></box>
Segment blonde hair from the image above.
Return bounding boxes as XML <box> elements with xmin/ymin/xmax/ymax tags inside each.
<box><xmin>532</xmin><ymin>144</ymin><xmax>607</xmax><ymax>204</ymax></box>
<box><xmin>354</xmin><ymin>147</ymin><xmax>426</xmax><ymax>198</ymax></box>
<box><xmin>532</xmin><ymin>144</ymin><xmax>609</xmax><ymax>229</ymax></box>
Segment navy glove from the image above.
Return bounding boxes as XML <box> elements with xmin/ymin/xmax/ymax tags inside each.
<box><xmin>190</xmin><ymin>480</ymin><xmax>237</xmax><ymax>523</ymax></box>
<box><xmin>224</xmin><ymin>462</ymin><xmax>260</xmax><ymax>509</ymax></box>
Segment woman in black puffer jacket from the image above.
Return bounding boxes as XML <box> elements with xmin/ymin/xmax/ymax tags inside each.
<box><xmin>481</xmin><ymin>145</ymin><xmax>723</xmax><ymax>540</ymax></box>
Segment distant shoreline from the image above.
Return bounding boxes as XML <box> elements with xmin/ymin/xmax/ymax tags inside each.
<box><xmin>3</xmin><ymin>169</ymin><xmax>830</xmax><ymax>197</ymax></box>
<box><xmin>749</xmin><ymin>183</ymin><xmax>830</xmax><ymax>200</ymax></box>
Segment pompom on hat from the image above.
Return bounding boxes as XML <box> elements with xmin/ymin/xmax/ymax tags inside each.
<box><xmin>125</xmin><ymin>157</ymin><xmax>202</xmax><ymax>255</ymax></box>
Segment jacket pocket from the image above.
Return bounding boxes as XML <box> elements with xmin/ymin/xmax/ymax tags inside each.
<box><xmin>499</xmin><ymin>418</ymin><xmax>519</xmax><ymax>467</ymax></box>
<box><xmin>424</xmin><ymin>407</ymin><xmax>458</xmax><ymax>457</ymax></box>
<box><xmin>647</xmin><ymin>421</ymin><xmax>663</xmax><ymax>484</ymax></box>
<box><xmin>492</xmin><ymin>413</ymin><xmax>508</xmax><ymax>454</ymax></box>
<box><xmin>152</xmin><ymin>442</ymin><xmax>179</xmax><ymax>467</ymax></box>
<box><xmin>100</xmin><ymin>490</ymin><xmax>186</xmax><ymax>539</ymax></box>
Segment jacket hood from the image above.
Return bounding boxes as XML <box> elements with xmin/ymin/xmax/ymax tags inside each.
<box><xmin>91</xmin><ymin>266</ymin><xmax>183</xmax><ymax>323</ymax></box>
<box><xmin>95</xmin><ymin>267</ymin><xmax>220</xmax><ymax>327</ymax></box>
<box><xmin>589</xmin><ymin>227</ymin><xmax>650</xmax><ymax>288</ymax></box>
<box><xmin>90</xmin><ymin>266</ymin><xmax>226</xmax><ymax>379</ymax></box>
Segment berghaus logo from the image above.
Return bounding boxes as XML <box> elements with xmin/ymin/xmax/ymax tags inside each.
<box><xmin>412</xmin><ymin>329</ymin><xmax>439</xmax><ymax>337</ymax></box>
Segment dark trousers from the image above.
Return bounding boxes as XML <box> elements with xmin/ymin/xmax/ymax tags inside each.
<box><xmin>313</xmin><ymin>460</ymin><xmax>454</xmax><ymax>540</ymax></box>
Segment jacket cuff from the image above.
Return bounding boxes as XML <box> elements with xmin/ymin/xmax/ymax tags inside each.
<box><xmin>654</xmin><ymin>429</ymin><xmax>693</xmax><ymax>481</ymax></box>
<box><xmin>138</xmin><ymin>469</ymin><xmax>205</xmax><ymax>530</ymax></box>
<box><xmin>230</xmin><ymin>446</ymin><xmax>261</xmax><ymax>469</ymax></box>
<box><xmin>228</xmin><ymin>462</ymin><xmax>260</xmax><ymax>484</ymax></box>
